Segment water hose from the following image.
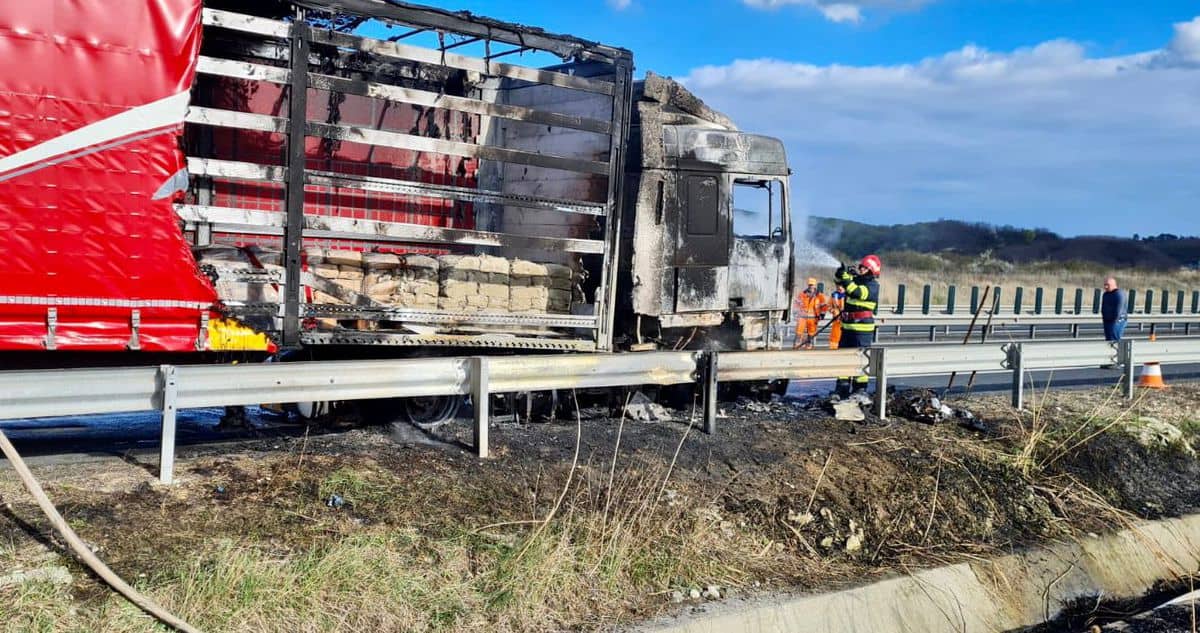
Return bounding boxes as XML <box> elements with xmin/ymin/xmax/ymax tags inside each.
<box><xmin>0</xmin><ymin>428</ymin><xmax>201</xmax><ymax>633</ymax></box>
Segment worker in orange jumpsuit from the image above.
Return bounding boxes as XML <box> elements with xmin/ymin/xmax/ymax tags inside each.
<box><xmin>793</xmin><ymin>278</ymin><xmax>827</xmax><ymax>349</ymax></box>
<box><xmin>828</xmin><ymin>284</ymin><xmax>846</xmax><ymax>349</ymax></box>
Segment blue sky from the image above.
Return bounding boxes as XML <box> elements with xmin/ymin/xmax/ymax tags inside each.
<box><xmin>416</xmin><ymin>1</ymin><xmax>1200</xmax><ymax>237</ymax></box>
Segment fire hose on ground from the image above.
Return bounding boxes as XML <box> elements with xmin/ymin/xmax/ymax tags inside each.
<box><xmin>0</xmin><ymin>428</ymin><xmax>201</xmax><ymax>633</ymax></box>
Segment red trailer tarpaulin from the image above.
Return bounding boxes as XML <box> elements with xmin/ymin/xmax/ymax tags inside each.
<box><xmin>0</xmin><ymin>0</ymin><xmax>219</xmax><ymax>351</ymax></box>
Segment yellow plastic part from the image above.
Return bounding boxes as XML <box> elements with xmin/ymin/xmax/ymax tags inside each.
<box><xmin>207</xmin><ymin>317</ymin><xmax>273</xmax><ymax>352</ymax></box>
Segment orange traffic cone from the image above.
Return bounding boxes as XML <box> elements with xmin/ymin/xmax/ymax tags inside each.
<box><xmin>1137</xmin><ymin>362</ymin><xmax>1168</xmax><ymax>389</ymax></box>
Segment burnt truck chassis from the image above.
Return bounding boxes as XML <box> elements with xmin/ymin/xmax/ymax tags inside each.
<box><xmin>187</xmin><ymin>0</ymin><xmax>633</xmax><ymax>353</ymax></box>
<box><xmin>184</xmin><ymin>0</ymin><xmax>793</xmax><ymax>357</ymax></box>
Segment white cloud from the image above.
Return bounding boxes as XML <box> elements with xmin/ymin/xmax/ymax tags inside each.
<box><xmin>679</xmin><ymin>18</ymin><xmax>1200</xmax><ymax>236</ymax></box>
<box><xmin>741</xmin><ymin>0</ymin><xmax>932</xmax><ymax>24</ymax></box>
<box><xmin>1161</xmin><ymin>16</ymin><xmax>1200</xmax><ymax>65</ymax></box>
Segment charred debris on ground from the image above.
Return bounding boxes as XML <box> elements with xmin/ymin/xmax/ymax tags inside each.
<box><xmin>2</xmin><ymin>385</ymin><xmax>1200</xmax><ymax>631</ymax></box>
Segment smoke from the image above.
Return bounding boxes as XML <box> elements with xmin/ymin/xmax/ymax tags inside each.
<box><xmin>795</xmin><ymin>238</ymin><xmax>840</xmax><ymax>267</ymax></box>
<box><xmin>791</xmin><ymin>198</ymin><xmax>840</xmax><ymax>267</ymax></box>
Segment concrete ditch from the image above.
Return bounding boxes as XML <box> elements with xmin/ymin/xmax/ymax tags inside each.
<box><xmin>643</xmin><ymin>513</ymin><xmax>1200</xmax><ymax>633</ymax></box>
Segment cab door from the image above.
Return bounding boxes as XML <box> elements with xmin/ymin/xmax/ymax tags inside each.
<box><xmin>674</xmin><ymin>172</ymin><xmax>730</xmax><ymax>312</ymax></box>
<box><xmin>729</xmin><ymin>178</ymin><xmax>790</xmax><ymax>311</ymax></box>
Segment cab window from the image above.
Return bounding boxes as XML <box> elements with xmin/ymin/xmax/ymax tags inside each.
<box><xmin>733</xmin><ymin>179</ymin><xmax>783</xmax><ymax>240</ymax></box>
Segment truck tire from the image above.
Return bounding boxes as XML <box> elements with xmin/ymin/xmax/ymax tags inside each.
<box><xmin>399</xmin><ymin>395</ymin><xmax>463</xmax><ymax>427</ymax></box>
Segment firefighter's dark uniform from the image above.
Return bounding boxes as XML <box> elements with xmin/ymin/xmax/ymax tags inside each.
<box><xmin>833</xmin><ymin>266</ymin><xmax>879</xmax><ymax>394</ymax></box>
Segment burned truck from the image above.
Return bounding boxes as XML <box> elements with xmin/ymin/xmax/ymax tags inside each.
<box><xmin>0</xmin><ymin>0</ymin><xmax>794</xmax><ymax>362</ymax></box>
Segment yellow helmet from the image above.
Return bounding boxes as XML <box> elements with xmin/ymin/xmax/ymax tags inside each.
<box><xmin>806</xmin><ymin>277</ymin><xmax>817</xmax><ymax>286</ymax></box>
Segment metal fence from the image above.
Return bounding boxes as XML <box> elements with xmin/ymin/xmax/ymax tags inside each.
<box><xmin>4</xmin><ymin>337</ymin><xmax>1200</xmax><ymax>484</ymax></box>
<box><xmin>873</xmin><ymin>284</ymin><xmax>1200</xmax><ymax>318</ymax></box>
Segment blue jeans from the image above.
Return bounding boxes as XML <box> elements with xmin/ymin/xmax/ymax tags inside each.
<box><xmin>1103</xmin><ymin>319</ymin><xmax>1126</xmax><ymax>341</ymax></box>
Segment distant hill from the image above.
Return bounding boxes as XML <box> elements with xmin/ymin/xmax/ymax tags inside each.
<box><xmin>806</xmin><ymin>217</ymin><xmax>1200</xmax><ymax>271</ymax></box>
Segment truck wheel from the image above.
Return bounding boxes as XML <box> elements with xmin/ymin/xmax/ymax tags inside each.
<box><xmin>288</xmin><ymin>401</ymin><xmax>333</xmax><ymax>420</ymax></box>
<box><xmin>399</xmin><ymin>395</ymin><xmax>463</xmax><ymax>427</ymax></box>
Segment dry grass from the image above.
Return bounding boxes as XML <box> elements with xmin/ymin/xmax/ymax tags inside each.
<box><xmin>3</xmin><ymin>386</ymin><xmax>1199</xmax><ymax>632</ymax></box>
<box><xmin>0</xmin><ymin>431</ymin><xmax>772</xmax><ymax>632</ymax></box>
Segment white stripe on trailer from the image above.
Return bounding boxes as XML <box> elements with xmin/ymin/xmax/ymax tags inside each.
<box><xmin>0</xmin><ymin>91</ymin><xmax>191</xmax><ymax>182</ymax></box>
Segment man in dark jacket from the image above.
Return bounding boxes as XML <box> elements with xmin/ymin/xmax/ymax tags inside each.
<box><xmin>1101</xmin><ymin>277</ymin><xmax>1128</xmax><ymax>341</ymax></box>
<box><xmin>833</xmin><ymin>255</ymin><xmax>882</xmax><ymax>396</ymax></box>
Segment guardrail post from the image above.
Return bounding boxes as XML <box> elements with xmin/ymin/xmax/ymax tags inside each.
<box><xmin>158</xmin><ymin>365</ymin><xmax>178</xmax><ymax>484</ymax></box>
<box><xmin>1159</xmin><ymin>289</ymin><xmax>1168</xmax><ymax>314</ymax></box>
<box><xmin>1073</xmin><ymin>289</ymin><xmax>1083</xmax><ymax>314</ymax></box>
<box><xmin>896</xmin><ymin>284</ymin><xmax>906</xmax><ymax>314</ymax></box>
<box><xmin>946</xmin><ymin>286</ymin><xmax>956</xmax><ymax>315</ymax></box>
<box><xmin>969</xmin><ymin>286</ymin><xmax>980</xmax><ymax>314</ymax></box>
<box><xmin>1054</xmin><ymin>288</ymin><xmax>1064</xmax><ymax>314</ymax></box>
<box><xmin>1128</xmin><ymin>290</ymin><xmax>1137</xmax><ymax>314</ymax></box>
<box><xmin>1008</xmin><ymin>344</ymin><xmax>1024</xmax><ymax>409</ymax></box>
<box><xmin>1176</xmin><ymin>290</ymin><xmax>1185</xmax><ymax>315</ymax></box>
<box><xmin>868</xmin><ymin>347</ymin><xmax>887</xmax><ymax>419</ymax></box>
<box><xmin>1014</xmin><ymin>287</ymin><xmax>1024</xmax><ymax>315</ymax></box>
<box><xmin>471</xmin><ymin>357</ymin><xmax>490</xmax><ymax>459</ymax></box>
<box><xmin>1144</xmin><ymin>290</ymin><xmax>1154</xmax><ymax>315</ymax></box>
<box><xmin>1118</xmin><ymin>339</ymin><xmax>1135</xmax><ymax>400</ymax></box>
<box><xmin>1192</xmin><ymin>291</ymin><xmax>1199</xmax><ymax>314</ymax></box>
<box><xmin>1034</xmin><ymin>288</ymin><xmax>1044</xmax><ymax>314</ymax></box>
<box><xmin>921</xmin><ymin>285</ymin><xmax>932</xmax><ymax>315</ymax></box>
<box><xmin>701</xmin><ymin>351</ymin><xmax>718</xmax><ymax>435</ymax></box>
<box><xmin>1092</xmin><ymin>288</ymin><xmax>1102</xmax><ymax>314</ymax></box>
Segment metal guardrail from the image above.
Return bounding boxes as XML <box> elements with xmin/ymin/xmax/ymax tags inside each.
<box><xmin>3</xmin><ymin>337</ymin><xmax>1199</xmax><ymax>483</ymax></box>
<box><xmin>875</xmin><ymin>312</ymin><xmax>1200</xmax><ymax>327</ymax></box>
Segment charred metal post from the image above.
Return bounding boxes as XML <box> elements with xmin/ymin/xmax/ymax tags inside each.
<box><xmin>1073</xmin><ymin>289</ymin><xmax>1083</xmax><ymax>314</ymax></box>
<box><xmin>896</xmin><ymin>284</ymin><xmax>906</xmax><ymax>314</ymax></box>
<box><xmin>1118</xmin><ymin>339</ymin><xmax>1135</xmax><ymax>400</ymax></box>
<box><xmin>1144</xmin><ymin>290</ymin><xmax>1154</xmax><ymax>315</ymax></box>
<box><xmin>1161</xmin><ymin>289</ymin><xmax>1169</xmax><ymax>314</ymax></box>
<box><xmin>1177</xmin><ymin>290</ymin><xmax>1185</xmax><ymax>314</ymax></box>
<box><xmin>946</xmin><ymin>286</ymin><xmax>956</xmax><ymax>315</ymax></box>
<box><xmin>869</xmin><ymin>347</ymin><xmax>887</xmax><ymax>419</ymax></box>
<box><xmin>701</xmin><ymin>351</ymin><xmax>719</xmax><ymax>434</ymax></box>
<box><xmin>1054</xmin><ymin>288</ymin><xmax>1064</xmax><ymax>314</ymax></box>
<box><xmin>282</xmin><ymin>13</ymin><xmax>310</xmax><ymax>349</ymax></box>
<box><xmin>158</xmin><ymin>365</ymin><xmax>179</xmax><ymax>484</ymax></box>
<box><xmin>1034</xmin><ymin>288</ymin><xmax>1044</xmax><ymax>314</ymax></box>
<box><xmin>471</xmin><ymin>357</ymin><xmax>490</xmax><ymax>458</ymax></box>
<box><xmin>1014</xmin><ymin>287</ymin><xmax>1024</xmax><ymax>315</ymax></box>
<box><xmin>596</xmin><ymin>58</ymin><xmax>634</xmax><ymax>352</ymax></box>
<box><xmin>1008</xmin><ymin>343</ymin><xmax>1024</xmax><ymax>409</ymax></box>
<box><xmin>921</xmin><ymin>285</ymin><xmax>931</xmax><ymax>315</ymax></box>
<box><xmin>969</xmin><ymin>286</ymin><xmax>980</xmax><ymax>314</ymax></box>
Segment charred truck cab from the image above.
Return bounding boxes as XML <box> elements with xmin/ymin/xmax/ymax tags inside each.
<box><xmin>621</xmin><ymin>74</ymin><xmax>794</xmax><ymax>351</ymax></box>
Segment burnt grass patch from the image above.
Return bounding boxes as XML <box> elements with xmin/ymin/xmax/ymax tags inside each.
<box><xmin>1</xmin><ymin>384</ymin><xmax>1198</xmax><ymax>631</ymax></box>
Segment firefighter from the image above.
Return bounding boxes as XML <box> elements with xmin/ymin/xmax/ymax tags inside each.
<box><xmin>792</xmin><ymin>277</ymin><xmax>827</xmax><ymax>349</ymax></box>
<box><xmin>828</xmin><ymin>284</ymin><xmax>846</xmax><ymax>350</ymax></box>
<box><xmin>833</xmin><ymin>255</ymin><xmax>881</xmax><ymax>396</ymax></box>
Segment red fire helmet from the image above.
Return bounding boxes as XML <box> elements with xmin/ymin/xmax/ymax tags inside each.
<box><xmin>860</xmin><ymin>254</ymin><xmax>882</xmax><ymax>276</ymax></box>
